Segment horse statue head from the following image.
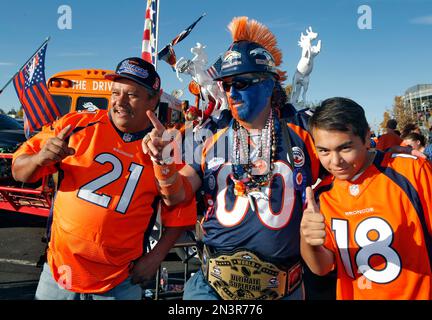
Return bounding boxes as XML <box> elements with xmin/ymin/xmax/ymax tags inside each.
<box><xmin>298</xmin><ymin>26</ymin><xmax>318</xmax><ymax>49</ymax></box>
<box><xmin>290</xmin><ymin>26</ymin><xmax>322</xmax><ymax>106</ymax></box>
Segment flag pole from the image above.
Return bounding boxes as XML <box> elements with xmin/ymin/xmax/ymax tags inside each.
<box><xmin>0</xmin><ymin>37</ymin><xmax>50</xmax><ymax>95</ymax></box>
<box><xmin>154</xmin><ymin>0</ymin><xmax>160</xmax><ymax>70</ymax></box>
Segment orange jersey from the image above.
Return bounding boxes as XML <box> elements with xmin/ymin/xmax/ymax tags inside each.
<box><xmin>316</xmin><ymin>152</ymin><xmax>432</xmax><ymax>300</ymax></box>
<box><xmin>376</xmin><ymin>132</ymin><xmax>402</xmax><ymax>151</ymax></box>
<box><xmin>13</xmin><ymin>110</ymin><xmax>196</xmax><ymax>293</ymax></box>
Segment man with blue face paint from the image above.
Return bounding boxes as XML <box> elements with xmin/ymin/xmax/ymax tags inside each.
<box><xmin>142</xmin><ymin>16</ymin><xmax>322</xmax><ymax>300</ymax></box>
<box><xmin>225</xmin><ymin>74</ymin><xmax>274</xmax><ymax>124</ymax></box>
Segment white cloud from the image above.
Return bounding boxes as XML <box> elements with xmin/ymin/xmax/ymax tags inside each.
<box><xmin>410</xmin><ymin>15</ymin><xmax>432</xmax><ymax>25</ymax></box>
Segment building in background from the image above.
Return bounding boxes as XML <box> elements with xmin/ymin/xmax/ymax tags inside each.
<box><xmin>402</xmin><ymin>84</ymin><xmax>432</xmax><ymax>132</ymax></box>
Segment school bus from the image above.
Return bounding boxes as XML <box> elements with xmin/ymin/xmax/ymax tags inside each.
<box><xmin>46</xmin><ymin>69</ymin><xmax>182</xmax><ymax>125</ymax></box>
<box><xmin>47</xmin><ymin>69</ymin><xmax>114</xmax><ymax>115</ymax></box>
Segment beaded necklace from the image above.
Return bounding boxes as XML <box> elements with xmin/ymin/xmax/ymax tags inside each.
<box><xmin>231</xmin><ymin>108</ymin><xmax>277</xmax><ymax>199</ymax></box>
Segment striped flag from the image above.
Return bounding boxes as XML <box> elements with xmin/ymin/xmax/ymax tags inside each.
<box><xmin>13</xmin><ymin>42</ymin><xmax>61</xmax><ymax>134</ymax></box>
<box><xmin>170</xmin><ymin>13</ymin><xmax>205</xmax><ymax>46</ymax></box>
<box><xmin>158</xmin><ymin>44</ymin><xmax>177</xmax><ymax>69</ymax></box>
<box><xmin>157</xmin><ymin>13</ymin><xmax>206</xmax><ymax>67</ymax></box>
<box><xmin>141</xmin><ymin>0</ymin><xmax>158</xmax><ymax>65</ymax></box>
<box><xmin>206</xmin><ymin>56</ymin><xmax>222</xmax><ymax>79</ymax></box>
<box><xmin>206</xmin><ymin>56</ymin><xmax>225</xmax><ymax>100</ymax></box>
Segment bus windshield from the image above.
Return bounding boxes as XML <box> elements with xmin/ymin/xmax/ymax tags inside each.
<box><xmin>47</xmin><ymin>69</ymin><xmax>113</xmax><ymax>115</ymax></box>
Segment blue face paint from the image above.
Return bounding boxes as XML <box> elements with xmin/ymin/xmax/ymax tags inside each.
<box><xmin>229</xmin><ymin>77</ymin><xmax>275</xmax><ymax>123</ymax></box>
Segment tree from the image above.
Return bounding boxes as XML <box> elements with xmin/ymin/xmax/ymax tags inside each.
<box><xmin>392</xmin><ymin>96</ymin><xmax>415</xmax><ymax>131</ymax></box>
<box><xmin>17</xmin><ymin>107</ymin><xmax>24</xmax><ymax>118</ymax></box>
<box><xmin>380</xmin><ymin>111</ymin><xmax>391</xmax><ymax>131</ymax></box>
<box><xmin>284</xmin><ymin>84</ymin><xmax>292</xmax><ymax>100</ymax></box>
<box><xmin>0</xmin><ymin>108</ymin><xmax>5</xmax><ymax>115</ymax></box>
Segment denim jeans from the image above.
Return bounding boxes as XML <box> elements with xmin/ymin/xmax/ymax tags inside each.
<box><xmin>35</xmin><ymin>263</ymin><xmax>142</xmax><ymax>300</ymax></box>
<box><xmin>183</xmin><ymin>269</ymin><xmax>304</xmax><ymax>300</ymax></box>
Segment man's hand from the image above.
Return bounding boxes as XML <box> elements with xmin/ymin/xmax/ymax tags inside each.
<box><xmin>130</xmin><ymin>252</ymin><xmax>161</xmax><ymax>285</ymax></box>
<box><xmin>130</xmin><ymin>226</ymin><xmax>189</xmax><ymax>285</ymax></box>
<box><xmin>142</xmin><ymin>111</ymin><xmax>169</xmax><ymax>161</ymax></box>
<box><xmin>300</xmin><ymin>187</ymin><xmax>326</xmax><ymax>246</ymax></box>
<box><xmin>142</xmin><ymin>111</ymin><xmax>181</xmax><ymax>163</ymax></box>
<box><xmin>35</xmin><ymin>125</ymin><xmax>75</xmax><ymax>167</ymax></box>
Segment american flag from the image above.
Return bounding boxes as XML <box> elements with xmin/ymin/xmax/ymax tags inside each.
<box><xmin>170</xmin><ymin>13</ymin><xmax>205</xmax><ymax>46</ymax></box>
<box><xmin>141</xmin><ymin>0</ymin><xmax>158</xmax><ymax>65</ymax></box>
<box><xmin>13</xmin><ymin>42</ymin><xmax>61</xmax><ymax>134</ymax></box>
<box><xmin>206</xmin><ymin>56</ymin><xmax>222</xmax><ymax>79</ymax></box>
<box><xmin>158</xmin><ymin>44</ymin><xmax>177</xmax><ymax>69</ymax></box>
<box><xmin>157</xmin><ymin>13</ymin><xmax>205</xmax><ymax>67</ymax></box>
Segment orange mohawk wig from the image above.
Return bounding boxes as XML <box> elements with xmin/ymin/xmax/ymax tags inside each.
<box><xmin>228</xmin><ymin>16</ymin><xmax>286</xmax><ymax>81</ymax></box>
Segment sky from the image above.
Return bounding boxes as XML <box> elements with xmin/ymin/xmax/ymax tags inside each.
<box><xmin>0</xmin><ymin>0</ymin><xmax>431</xmax><ymax>131</ymax></box>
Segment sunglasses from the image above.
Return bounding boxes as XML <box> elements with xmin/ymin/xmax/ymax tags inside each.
<box><xmin>222</xmin><ymin>77</ymin><xmax>269</xmax><ymax>92</ymax></box>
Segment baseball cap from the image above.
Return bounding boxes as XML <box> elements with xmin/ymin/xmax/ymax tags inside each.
<box><xmin>105</xmin><ymin>57</ymin><xmax>161</xmax><ymax>92</ymax></box>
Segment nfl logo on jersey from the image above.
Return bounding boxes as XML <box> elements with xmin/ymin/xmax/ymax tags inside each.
<box><xmin>349</xmin><ymin>184</ymin><xmax>360</xmax><ymax>196</ymax></box>
<box><xmin>122</xmin><ymin>133</ymin><xmax>133</xmax><ymax>142</ymax></box>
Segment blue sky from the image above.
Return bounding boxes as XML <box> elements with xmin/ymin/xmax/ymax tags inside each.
<box><xmin>1</xmin><ymin>0</ymin><xmax>431</xmax><ymax>131</ymax></box>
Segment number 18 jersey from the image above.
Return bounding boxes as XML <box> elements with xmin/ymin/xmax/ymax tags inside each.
<box><xmin>316</xmin><ymin>152</ymin><xmax>432</xmax><ymax>299</ymax></box>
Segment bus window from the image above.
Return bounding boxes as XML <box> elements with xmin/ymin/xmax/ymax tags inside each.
<box><xmin>47</xmin><ymin>69</ymin><xmax>113</xmax><ymax>114</ymax></box>
<box><xmin>52</xmin><ymin>95</ymin><xmax>72</xmax><ymax>116</ymax></box>
<box><xmin>76</xmin><ymin>97</ymin><xmax>109</xmax><ymax>112</ymax></box>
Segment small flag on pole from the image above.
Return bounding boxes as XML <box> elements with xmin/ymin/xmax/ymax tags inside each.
<box><xmin>142</xmin><ymin>0</ymin><xmax>158</xmax><ymax>65</ymax></box>
<box><xmin>13</xmin><ymin>42</ymin><xmax>61</xmax><ymax>134</ymax></box>
<box><xmin>170</xmin><ymin>13</ymin><xmax>205</xmax><ymax>46</ymax></box>
<box><xmin>158</xmin><ymin>44</ymin><xmax>177</xmax><ymax>70</ymax></box>
<box><xmin>158</xmin><ymin>13</ymin><xmax>206</xmax><ymax>67</ymax></box>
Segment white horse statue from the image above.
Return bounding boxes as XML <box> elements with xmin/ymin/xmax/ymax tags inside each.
<box><xmin>290</xmin><ymin>27</ymin><xmax>321</xmax><ymax>105</ymax></box>
<box><xmin>175</xmin><ymin>43</ymin><xmax>228</xmax><ymax>112</ymax></box>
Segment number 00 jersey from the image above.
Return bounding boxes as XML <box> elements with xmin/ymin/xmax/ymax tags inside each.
<box><xmin>316</xmin><ymin>152</ymin><xmax>432</xmax><ymax>300</ymax></box>
<box><xmin>190</xmin><ymin>105</ymin><xmax>320</xmax><ymax>264</ymax></box>
<box><xmin>13</xmin><ymin>110</ymin><xmax>196</xmax><ymax>293</ymax></box>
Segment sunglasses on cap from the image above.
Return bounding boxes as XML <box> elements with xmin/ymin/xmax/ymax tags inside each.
<box><xmin>222</xmin><ymin>76</ymin><xmax>270</xmax><ymax>92</ymax></box>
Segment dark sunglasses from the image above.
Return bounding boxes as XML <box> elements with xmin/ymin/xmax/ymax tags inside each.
<box><xmin>222</xmin><ymin>77</ymin><xmax>268</xmax><ymax>92</ymax></box>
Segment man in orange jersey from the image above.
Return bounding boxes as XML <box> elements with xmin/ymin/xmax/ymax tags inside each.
<box><xmin>300</xmin><ymin>97</ymin><xmax>432</xmax><ymax>299</ymax></box>
<box><xmin>12</xmin><ymin>57</ymin><xmax>196</xmax><ymax>300</ymax></box>
<box><xmin>376</xmin><ymin>119</ymin><xmax>402</xmax><ymax>151</ymax></box>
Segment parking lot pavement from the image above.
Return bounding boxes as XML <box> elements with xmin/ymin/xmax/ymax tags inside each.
<box><xmin>0</xmin><ymin>210</ymin><xmax>46</xmax><ymax>300</ymax></box>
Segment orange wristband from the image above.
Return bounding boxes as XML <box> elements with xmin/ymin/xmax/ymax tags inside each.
<box><xmin>158</xmin><ymin>174</ymin><xmax>194</xmax><ymax>201</ymax></box>
<box><xmin>159</xmin><ymin>174</ymin><xmax>183</xmax><ymax>196</ymax></box>
<box><xmin>153</xmin><ymin>162</ymin><xmax>177</xmax><ymax>180</ymax></box>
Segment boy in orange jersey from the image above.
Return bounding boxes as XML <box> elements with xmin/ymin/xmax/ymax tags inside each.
<box><xmin>300</xmin><ymin>97</ymin><xmax>432</xmax><ymax>300</ymax></box>
<box><xmin>12</xmin><ymin>58</ymin><xmax>196</xmax><ymax>300</ymax></box>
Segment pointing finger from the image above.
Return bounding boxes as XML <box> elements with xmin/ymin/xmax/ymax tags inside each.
<box><xmin>57</xmin><ymin>125</ymin><xmax>72</xmax><ymax>141</ymax></box>
<box><xmin>146</xmin><ymin>111</ymin><xmax>165</xmax><ymax>135</ymax></box>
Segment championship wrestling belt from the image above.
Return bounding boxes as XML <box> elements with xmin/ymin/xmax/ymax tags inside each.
<box><xmin>201</xmin><ymin>246</ymin><xmax>302</xmax><ymax>300</ymax></box>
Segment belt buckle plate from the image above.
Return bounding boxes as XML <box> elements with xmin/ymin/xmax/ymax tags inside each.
<box><xmin>206</xmin><ymin>250</ymin><xmax>287</xmax><ymax>300</ymax></box>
